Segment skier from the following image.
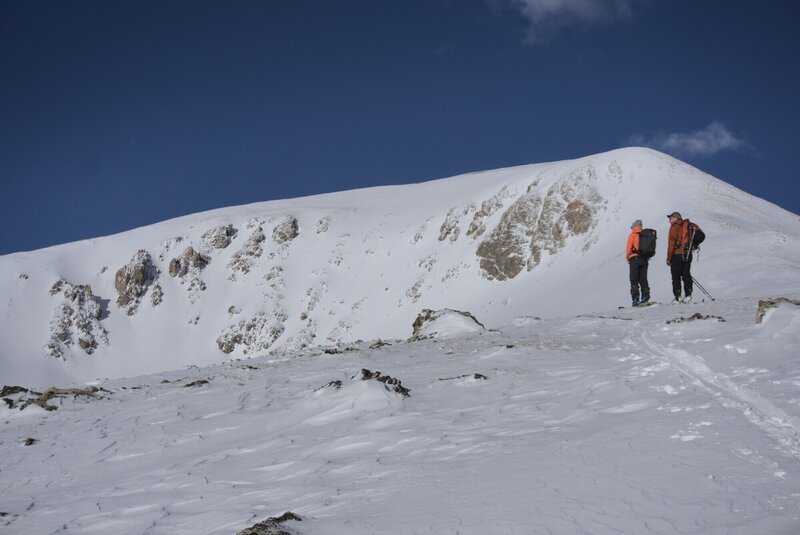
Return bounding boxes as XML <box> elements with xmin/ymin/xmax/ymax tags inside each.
<box><xmin>666</xmin><ymin>211</ymin><xmax>692</xmax><ymax>303</ymax></box>
<box><xmin>625</xmin><ymin>219</ymin><xmax>650</xmax><ymax>306</ymax></box>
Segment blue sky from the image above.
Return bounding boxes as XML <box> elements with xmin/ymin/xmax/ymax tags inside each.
<box><xmin>1</xmin><ymin>0</ymin><xmax>798</xmax><ymax>255</ymax></box>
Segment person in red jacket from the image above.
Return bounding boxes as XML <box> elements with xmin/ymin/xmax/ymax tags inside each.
<box><xmin>626</xmin><ymin>219</ymin><xmax>650</xmax><ymax>306</ymax></box>
<box><xmin>666</xmin><ymin>211</ymin><xmax>692</xmax><ymax>303</ymax></box>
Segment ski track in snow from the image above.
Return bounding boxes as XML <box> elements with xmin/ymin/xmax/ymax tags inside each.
<box><xmin>643</xmin><ymin>335</ymin><xmax>800</xmax><ymax>460</ymax></box>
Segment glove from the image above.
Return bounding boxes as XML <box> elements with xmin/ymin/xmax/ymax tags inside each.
<box><xmin>666</xmin><ymin>259</ymin><xmax>671</xmax><ymax>266</ymax></box>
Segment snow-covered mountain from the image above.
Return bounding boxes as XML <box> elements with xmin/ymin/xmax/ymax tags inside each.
<box><xmin>1</xmin><ymin>147</ymin><xmax>799</xmax><ymax>387</ymax></box>
<box><xmin>3</xmin><ymin>147</ymin><xmax>800</xmax><ymax>534</ymax></box>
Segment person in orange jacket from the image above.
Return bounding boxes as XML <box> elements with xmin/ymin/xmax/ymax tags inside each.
<box><xmin>666</xmin><ymin>211</ymin><xmax>692</xmax><ymax>303</ymax></box>
<box><xmin>626</xmin><ymin>219</ymin><xmax>650</xmax><ymax>306</ymax></box>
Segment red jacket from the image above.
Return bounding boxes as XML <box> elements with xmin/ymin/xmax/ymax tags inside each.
<box><xmin>626</xmin><ymin>226</ymin><xmax>642</xmax><ymax>261</ymax></box>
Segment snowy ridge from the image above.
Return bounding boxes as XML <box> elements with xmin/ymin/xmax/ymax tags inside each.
<box><xmin>1</xmin><ymin>147</ymin><xmax>799</xmax><ymax>387</ymax></box>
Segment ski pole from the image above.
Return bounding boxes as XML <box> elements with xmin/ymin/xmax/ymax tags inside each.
<box><xmin>691</xmin><ymin>276</ymin><xmax>714</xmax><ymax>301</ymax></box>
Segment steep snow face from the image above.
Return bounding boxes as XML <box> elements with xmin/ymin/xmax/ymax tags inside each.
<box><xmin>1</xmin><ymin>147</ymin><xmax>799</xmax><ymax>386</ymax></box>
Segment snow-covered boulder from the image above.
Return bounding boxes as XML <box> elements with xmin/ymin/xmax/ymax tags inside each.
<box><xmin>410</xmin><ymin>308</ymin><xmax>486</xmax><ymax>341</ymax></box>
<box><xmin>755</xmin><ymin>297</ymin><xmax>800</xmax><ymax>324</ymax></box>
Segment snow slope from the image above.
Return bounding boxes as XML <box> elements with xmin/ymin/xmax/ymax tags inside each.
<box><xmin>1</xmin><ymin>147</ymin><xmax>798</xmax><ymax>388</ymax></box>
<box><xmin>2</xmin><ymin>297</ymin><xmax>800</xmax><ymax>534</ymax></box>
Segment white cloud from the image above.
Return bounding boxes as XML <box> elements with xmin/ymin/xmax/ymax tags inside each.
<box><xmin>498</xmin><ymin>0</ymin><xmax>642</xmax><ymax>43</ymax></box>
<box><xmin>628</xmin><ymin>122</ymin><xmax>747</xmax><ymax>158</ymax></box>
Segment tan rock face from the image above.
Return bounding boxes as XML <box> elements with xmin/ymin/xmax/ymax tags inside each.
<box><xmin>476</xmin><ymin>166</ymin><xmax>605</xmax><ymax>281</ymax></box>
<box><xmin>169</xmin><ymin>246</ymin><xmax>210</xmax><ymax>278</ymax></box>
<box><xmin>476</xmin><ymin>189</ymin><xmax>542</xmax><ymax>281</ymax></box>
<box><xmin>167</xmin><ymin>246</ymin><xmax>210</xmax><ymax>297</ymax></box>
<box><xmin>272</xmin><ymin>216</ymin><xmax>299</xmax><ymax>244</ymax></box>
<box><xmin>115</xmin><ymin>250</ymin><xmax>160</xmax><ymax>314</ymax></box>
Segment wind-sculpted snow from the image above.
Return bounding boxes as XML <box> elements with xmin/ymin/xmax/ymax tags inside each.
<box><xmin>3</xmin><ymin>298</ymin><xmax>800</xmax><ymax>533</ymax></box>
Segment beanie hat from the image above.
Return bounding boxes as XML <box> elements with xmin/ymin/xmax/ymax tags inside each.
<box><xmin>631</xmin><ymin>219</ymin><xmax>642</xmax><ymax>229</ymax></box>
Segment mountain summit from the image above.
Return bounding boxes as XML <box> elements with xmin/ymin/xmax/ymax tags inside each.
<box><xmin>2</xmin><ymin>147</ymin><xmax>799</xmax><ymax>386</ymax></box>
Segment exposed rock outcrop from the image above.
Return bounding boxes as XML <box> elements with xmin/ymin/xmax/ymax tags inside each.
<box><xmin>273</xmin><ymin>216</ymin><xmax>299</xmax><ymax>245</ymax></box>
<box><xmin>46</xmin><ymin>280</ymin><xmax>108</xmax><ymax>359</ymax></box>
<box><xmin>477</xmin><ymin>167</ymin><xmax>605</xmax><ymax>280</ymax></box>
<box><xmin>3</xmin><ymin>386</ymin><xmax>106</xmax><ymax>411</ymax></box>
<box><xmin>476</xmin><ymin>184</ymin><xmax>542</xmax><ymax>281</ymax></box>
<box><xmin>115</xmin><ymin>250</ymin><xmax>161</xmax><ymax>315</ymax></box>
<box><xmin>228</xmin><ymin>225</ymin><xmax>266</xmax><ymax>278</ymax></box>
<box><xmin>439</xmin><ymin>205</ymin><xmax>474</xmax><ymax>243</ymax></box>
<box><xmin>666</xmin><ymin>313</ymin><xmax>726</xmax><ymax>324</ymax></box>
<box><xmin>169</xmin><ymin>246</ymin><xmax>209</xmax><ymax>277</ymax></box>
<box><xmin>200</xmin><ymin>224</ymin><xmax>237</xmax><ymax>251</ymax></box>
<box><xmin>755</xmin><ymin>297</ymin><xmax>800</xmax><ymax>323</ymax></box>
<box><xmin>357</xmin><ymin>368</ymin><xmax>411</xmax><ymax>397</ymax></box>
<box><xmin>217</xmin><ymin>311</ymin><xmax>286</xmax><ymax>355</ymax></box>
<box><xmin>169</xmin><ymin>246</ymin><xmax>210</xmax><ymax>293</ymax></box>
<box><xmin>467</xmin><ymin>186</ymin><xmax>514</xmax><ymax>238</ymax></box>
<box><xmin>237</xmin><ymin>511</ymin><xmax>302</xmax><ymax>535</ymax></box>
<box><xmin>528</xmin><ymin>168</ymin><xmax>604</xmax><ymax>268</ymax></box>
<box><xmin>410</xmin><ymin>308</ymin><xmax>486</xmax><ymax>341</ymax></box>
<box><xmin>316</xmin><ymin>217</ymin><xmax>330</xmax><ymax>234</ymax></box>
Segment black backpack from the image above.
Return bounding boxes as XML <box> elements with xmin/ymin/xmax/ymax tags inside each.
<box><xmin>683</xmin><ymin>220</ymin><xmax>705</xmax><ymax>250</ymax></box>
<box><xmin>681</xmin><ymin>220</ymin><xmax>705</xmax><ymax>260</ymax></box>
<box><xmin>689</xmin><ymin>224</ymin><xmax>705</xmax><ymax>249</ymax></box>
<box><xmin>636</xmin><ymin>229</ymin><xmax>657</xmax><ymax>259</ymax></box>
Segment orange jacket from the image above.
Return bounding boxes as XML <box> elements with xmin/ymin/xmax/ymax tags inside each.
<box><xmin>667</xmin><ymin>220</ymin><xmax>687</xmax><ymax>259</ymax></box>
<box><xmin>626</xmin><ymin>226</ymin><xmax>642</xmax><ymax>261</ymax></box>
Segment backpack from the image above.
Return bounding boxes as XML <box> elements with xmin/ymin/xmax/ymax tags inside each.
<box><xmin>681</xmin><ymin>220</ymin><xmax>705</xmax><ymax>250</ymax></box>
<box><xmin>680</xmin><ymin>220</ymin><xmax>705</xmax><ymax>260</ymax></box>
<box><xmin>636</xmin><ymin>228</ymin><xmax>657</xmax><ymax>259</ymax></box>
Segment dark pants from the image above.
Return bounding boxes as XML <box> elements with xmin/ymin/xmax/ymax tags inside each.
<box><xmin>670</xmin><ymin>254</ymin><xmax>692</xmax><ymax>298</ymax></box>
<box><xmin>629</xmin><ymin>256</ymin><xmax>649</xmax><ymax>301</ymax></box>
